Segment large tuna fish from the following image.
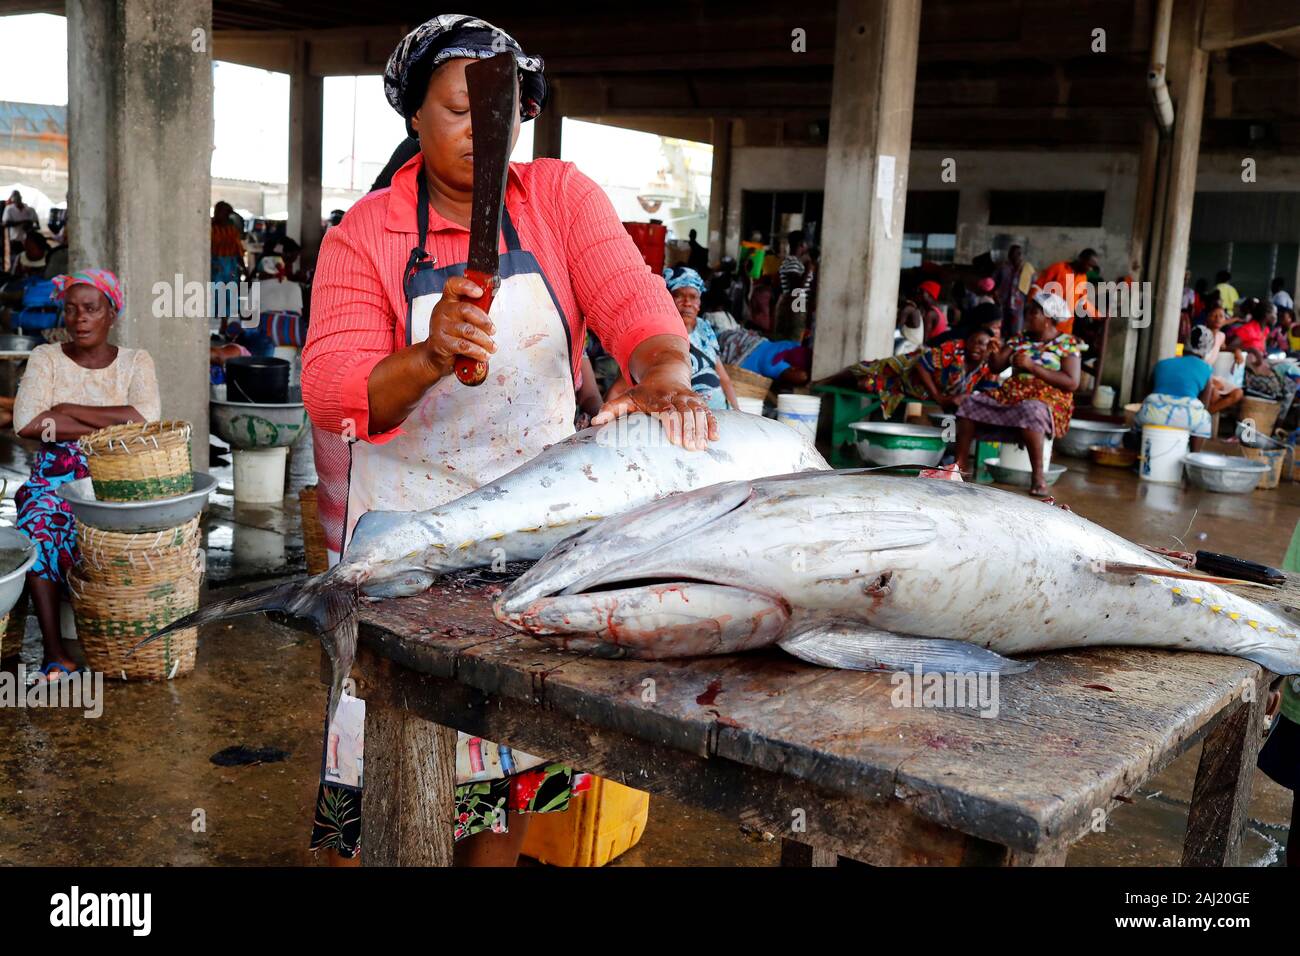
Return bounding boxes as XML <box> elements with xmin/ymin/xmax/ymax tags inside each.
<box><xmin>495</xmin><ymin>471</ymin><xmax>1300</xmax><ymax>675</ymax></box>
<box><xmin>137</xmin><ymin>412</ymin><xmax>828</xmax><ymax>718</ymax></box>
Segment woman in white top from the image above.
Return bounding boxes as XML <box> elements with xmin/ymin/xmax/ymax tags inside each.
<box><xmin>12</xmin><ymin>269</ymin><xmax>160</xmax><ymax>682</ymax></box>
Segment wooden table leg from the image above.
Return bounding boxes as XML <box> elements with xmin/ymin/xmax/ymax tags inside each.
<box><xmin>1181</xmin><ymin>688</ymin><xmax>1269</xmax><ymax>867</ymax></box>
<box><xmin>361</xmin><ymin>701</ymin><xmax>458</xmax><ymax>867</ymax></box>
<box><xmin>780</xmin><ymin>838</ymin><xmax>841</xmax><ymax>867</ymax></box>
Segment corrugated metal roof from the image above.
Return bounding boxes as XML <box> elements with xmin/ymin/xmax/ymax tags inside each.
<box><xmin>0</xmin><ymin>102</ymin><xmax>68</xmax><ymax>155</ymax></box>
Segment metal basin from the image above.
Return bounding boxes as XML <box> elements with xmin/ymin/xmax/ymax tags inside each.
<box><xmin>1056</xmin><ymin>419</ymin><xmax>1130</xmax><ymax>458</ymax></box>
<box><xmin>0</xmin><ymin>333</ymin><xmax>44</xmax><ymax>352</ymax></box>
<box><xmin>57</xmin><ymin>472</ymin><xmax>218</xmax><ymax>532</ymax></box>
<box><xmin>984</xmin><ymin>458</ymin><xmax>1068</xmax><ymax>488</ymax></box>
<box><xmin>1183</xmin><ymin>452</ymin><xmax>1268</xmax><ymax>494</ymax></box>
<box><xmin>849</xmin><ymin>421</ymin><xmax>947</xmax><ymax>468</ymax></box>
<box><xmin>0</xmin><ymin>526</ymin><xmax>36</xmax><ymax>618</ymax></box>
<box><xmin>211</xmin><ymin>399</ymin><xmax>308</xmax><ymax>449</ymax></box>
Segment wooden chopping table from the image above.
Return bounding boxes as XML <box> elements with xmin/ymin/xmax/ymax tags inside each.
<box><xmin>335</xmin><ymin>576</ymin><xmax>1276</xmax><ymax>867</ymax></box>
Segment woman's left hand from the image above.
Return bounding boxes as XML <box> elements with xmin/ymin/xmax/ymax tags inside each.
<box><xmin>592</xmin><ymin>363</ymin><xmax>718</xmax><ymax>451</ymax></box>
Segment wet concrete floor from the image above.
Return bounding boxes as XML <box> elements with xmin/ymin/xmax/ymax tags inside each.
<box><xmin>0</xmin><ymin>433</ymin><xmax>1292</xmax><ymax>866</ymax></box>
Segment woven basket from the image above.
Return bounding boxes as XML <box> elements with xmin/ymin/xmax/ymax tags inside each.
<box><xmin>300</xmin><ymin>485</ymin><xmax>329</xmax><ymax>576</ymax></box>
<box><xmin>724</xmin><ymin>364</ymin><xmax>773</xmax><ymax>401</ymax></box>
<box><xmin>80</xmin><ymin>420</ymin><xmax>193</xmax><ymax>502</ymax></box>
<box><xmin>75</xmin><ymin>516</ymin><xmax>202</xmax><ymax>587</ymax></box>
<box><xmin>1238</xmin><ymin>397</ymin><xmax>1281</xmax><ymax>439</ymax></box>
<box><xmin>0</xmin><ymin>591</ymin><xmax>26</xmax><ymax>660</ymax></box>
<box><xmin>69</xmin><ymin>570</ymin><xmax>200</xmax><ymax>680</ymax></box>
<box><xmin>1242</xmin><ymin>445</ymin><xmax>1286</xmax><ymax>490</ymax></box>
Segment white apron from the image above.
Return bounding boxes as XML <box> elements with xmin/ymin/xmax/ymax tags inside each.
<box><xmin>324</xmin><ymin>170</ymin><xmax>575</xmax><ymax>803</ymax></box>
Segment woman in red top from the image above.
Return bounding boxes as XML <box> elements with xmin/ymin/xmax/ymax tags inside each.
<box><xmin>302</xmin><ymin>15</ymin><xmax>715</xmax><ymax>868</ymax></box>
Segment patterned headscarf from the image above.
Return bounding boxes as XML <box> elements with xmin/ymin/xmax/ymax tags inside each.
<box><xmin>1187</xmin><ymin>323</ymin><xmax>1215</xmax><ymax>358</ymax></box>
<box><xmin>53</xmin><ymin>269</ymin><xmax>123</xmax><ymax>313</ymax></box>
<box><xmin>384</xmin><ymin>14</ymin><xmax>546</xmax><ymax>137</ymax></box>
<box><xmin>664</xmin><ymin>267</ymin><xmax>705</xmax><ymax>295</ymax></box>
<box><xmin>1031</xmin><ymin>290</ymin><xmax>1071</xmax><ymax>322</ymax></box>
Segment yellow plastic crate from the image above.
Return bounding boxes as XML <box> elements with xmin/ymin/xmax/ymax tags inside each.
<box><xmin>522</xmin><ymin>776</ymin><xmax>649</xmax><ymax>867</ymax></box>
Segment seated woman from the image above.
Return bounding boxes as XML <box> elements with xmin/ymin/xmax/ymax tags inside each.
<box><xmin>11</xmin><ymin>269</ymin><xmax>160</xmax><ymax>682</ymax></box>
<box><xmin>1137</xmin><ymin>325</ymin><xmax>1232</xmax><ymax>451</ymax></box>
<box><xmin>716</xmin><ymin>325</ymin><xmax>810</xmax><ymax>388</ymax></box>
<box><xmin>954</xmin><ymin>291</ymin><xmax>1085</xmax><ymax>497</ymax></box>
<box><xmin>830</xmin><ymin>324</ymin><xmax>997</xmax><ymax>418</ymax></box>
<box><xmin>608</xmin><ymin>267</ymin><xmax>740</xmax><ymax>410</ymax></box>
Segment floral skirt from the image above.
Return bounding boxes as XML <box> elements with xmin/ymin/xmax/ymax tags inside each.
<box><xmin>15</xmin><ymin>442</ymin><xmax>89</xmax><ymax>584</ymax></box>
<box><xmin>1137</xmin><ymin>393</ymin><xmax>1212</xmax><ymax>438</ymax></box>
<box><xmin>310</xmin><ymin>764</ymin><xmax>592</xmax><ymax>859</ymax></box>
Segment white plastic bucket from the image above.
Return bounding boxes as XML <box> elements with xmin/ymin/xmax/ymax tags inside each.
<box><xmin>735</xmin><ymin>396</ymin><xmax>765</xmax><ymax>416</ymax></box>
<box><xmin>1094</xmin><ymin>385</ymin><xmax>1115</xmax><ymax>412</ymax></box>
<box><xmin>776</xmin><ymin>393</ymin><xmax>821</xmax><ymax>442</ymax></box>
<box><xmin>273</xmin><ymin>345</ymin><xmax>302</xmax><ymax>388</ymax></box>
<box><xmin>232</xmin><ymin>446</ymin><xmax>289</xmax><ymax>504</ymax></box>
<box><xmin>1139</xmin><ymin>424</ymin><xmax>1189</xmax><ymax>484</ymax></box>
<box><xmin>999</xmin><ymin>437</ymin><xmax>1053</xmax><ymax>472</ymax></box>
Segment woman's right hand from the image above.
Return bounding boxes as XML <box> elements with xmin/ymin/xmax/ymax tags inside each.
<box><xmin>419</xmin><ymin>276</ymin><xmax>496</xmax><ymax>378</ymax></box>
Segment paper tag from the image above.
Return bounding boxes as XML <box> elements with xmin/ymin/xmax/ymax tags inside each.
<box><xmin>321</xmin><ymin>692</ymin><xmax>365</xmax><ymax>790</ymax></box>
<box><xmin>876</xmin><ymin>154</ymin><xmax>896</xmax><ymax>240</ymax></box>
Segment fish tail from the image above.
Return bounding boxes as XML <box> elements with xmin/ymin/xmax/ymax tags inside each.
<box><xmin>129</xmin><ymin>571</ymin><xmax>361</xmax><ymax>720</ymax></box>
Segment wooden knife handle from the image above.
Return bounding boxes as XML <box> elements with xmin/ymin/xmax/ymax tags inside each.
<box><xmin>454</xmin><ymin>268</ymin><xmax>497</xmax><ymax>387</ymax></box>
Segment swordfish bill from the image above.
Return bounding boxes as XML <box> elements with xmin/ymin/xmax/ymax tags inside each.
<box><xmin>455</xmin><ymin>53</ymin><xmax>517</xmax><ymax>387</ymax></box>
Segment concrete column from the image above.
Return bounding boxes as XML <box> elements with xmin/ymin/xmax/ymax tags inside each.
<box><xmin>67</xmin><ymin>0</ymin><xmax>213</xmax><ymax>469</ymax></box>
<box><xmin>532</xmin><ymin>83</ymin><xmax>563</xmax><ymax>160</ymax></box>
<box><xmin>812</xmin><ymin>0</ymin><xmax>921</xmax><ymax>379</ymax></box>
<box><xmin>288</xmin><ymin>38</ymin><xmax>324</xmax><ymax>269</ymax></box>
<box><xmin>1105</xmin><ymin>119</ymin><xmax>1161</xmax><ymax>406</ymax></box>
<box><xmin>706</xmin><ymin>118</ymin><xmax>732</xmax><ymax>265</ymax></box>
<box><xmin>1147</xmin><ymin>0</ymin><xmax>1208</xmax><ymax>377</ymax></box>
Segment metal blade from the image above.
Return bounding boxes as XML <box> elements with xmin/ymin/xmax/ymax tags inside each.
<box><xmin>466</xmin><ymin>54</ymin><xmax>518</xmax><ymax>275</ymax></box>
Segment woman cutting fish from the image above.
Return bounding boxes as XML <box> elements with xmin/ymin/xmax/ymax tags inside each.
<box><xmin>301</xmin><ymin>15</ymin><xmax>715</xmax><ymax>866</ymax></box>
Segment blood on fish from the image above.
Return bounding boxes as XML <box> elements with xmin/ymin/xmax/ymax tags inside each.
<box><xmin>696</xmin><ymin>679</ymin><xmax>723</xmax><ymax>706</ymax></box>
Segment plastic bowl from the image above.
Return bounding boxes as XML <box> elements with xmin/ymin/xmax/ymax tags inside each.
<box><xmin>984</xmin><ymin>457</ymin><xmax>1067</xmax><ymax>488</ymax></box>
<box><xmin>849</xmin><ymin>421</ymin><xmax>947</xmax><ymax>467</ymax></box>
<box><xmin>1056</xmin><ymin>420</ymin><xmax>1130</xmax><ymax>458</ymax></box>
<box><xmin>1183</xmin><ymin>452</ymin><xmax>1269</xmax><ymax>494</ymax></box>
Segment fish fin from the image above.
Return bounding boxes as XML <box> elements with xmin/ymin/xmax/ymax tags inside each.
<box><xmin>1094</xmin><ymin>560</ymin><xmax>1276</xmax><ymax>589</ymax></box>
<box><xmin>1239</xmin><ymin>647</ymin><xmax>1300</xmax><ymax>676</ymax></box>
<box><xmin>500</xmin><ymin>480</ymin><xmax>755</xmax><ymax>609</ymax></box>
<box><xmin>778</xmin><ymin>621</ymin><xmax>1034</xmax><ymax>674</ymax></box>
<box><xmin>128</xmin><ymin>580</ymin><xmax>303</xmax><ymax>649</ymax></box>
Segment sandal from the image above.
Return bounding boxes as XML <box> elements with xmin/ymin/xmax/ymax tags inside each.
<box><xmin>27</xmin><ymin>660</ymin><xmax>78</xmax><ymax>687</ymax></box>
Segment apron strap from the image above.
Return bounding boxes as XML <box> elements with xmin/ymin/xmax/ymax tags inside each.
<box><xmin>409</xmin><ymin>167</ymin><xmax>518</xmax><ymax>269</ymax></box>
<box><xmin>501</xmin><ymin>208</ymin><xmax>522</xmax><ymax>253</ymax></box>
<box><xmin>405</xmin><ymin>168</ymin><xmax>434</xmax><ymax>285</ymax></box>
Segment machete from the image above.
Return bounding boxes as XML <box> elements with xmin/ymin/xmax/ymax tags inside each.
<box><xmin>455</xmin><ymin>53</ymin><xmax>518</xmax><ymax>387</ymax></box>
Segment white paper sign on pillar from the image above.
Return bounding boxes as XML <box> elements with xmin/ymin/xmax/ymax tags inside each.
<box><xmin>875</xmin><ymin>154</ymin><xmax>897</xmax><ymax>240</ymax></box>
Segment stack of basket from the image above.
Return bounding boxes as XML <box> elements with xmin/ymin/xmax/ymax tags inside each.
<box><xmin>70</xmin><ymin>421</ymin><xmax>201</xmax><ymax>680</ymax></box>
<box><xmin>724</xmin><ymin>364</ymin><xmax>773</xmax><ymax>402</ymax></box>
<box><xmin>0</xmin><ymin>592</ymin><xmax>28</xmax><ymax>661</ymax></box>
<box><xmin>299</xmin><ymin>485</ymin><xmax>329</xmax><ymax>576</ymax></box>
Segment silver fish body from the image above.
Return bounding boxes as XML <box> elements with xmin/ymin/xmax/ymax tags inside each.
<box><xmin>340</xmin><ymin>410</ymin><xmax>828</xmax><ymax>597</ymax></box>
<box><xmin>495</xmin><ymin>472</ymin><xmax>1300</xmax><ymax>676</ymax></box>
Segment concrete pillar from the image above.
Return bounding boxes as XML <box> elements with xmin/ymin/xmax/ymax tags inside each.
<box><xmin>1105</xmin><ymin>119</ymin><xmax>1161</xmax><ymax>407</ymax></box>
<box><xmin>287</xmin><ymin>38</ymin><xmax>324</xmax><ymax>269</ymax></box>
<box><xmin>532</xmin><ymin>83</ymin><xmax>563</xmax><ymax>160</ymax></box>
<box><xmin>812</xmin><ymin>0</ymin><xmax>921</xmax><ymax>379</ymax></box>
<box><xmin>706</xmin><ymin>119</ymin><xmax>732</xmax><ymax>265</ymax></box>
<box><xmin>1147</xmin><ymin>0</ymin><xmax>1208</xmax><ymax>377</ymax></box>
<box><xmin>67</xmin><ymin>0</ymin><xmax>213</xmax><ymax>469</ymax></box>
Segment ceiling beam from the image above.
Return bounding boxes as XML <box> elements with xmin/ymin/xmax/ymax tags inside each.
<box><xmin>1201</xmin><ymin>0</ymin><xmax>1300</xmax><ymax>51</ymax></box>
